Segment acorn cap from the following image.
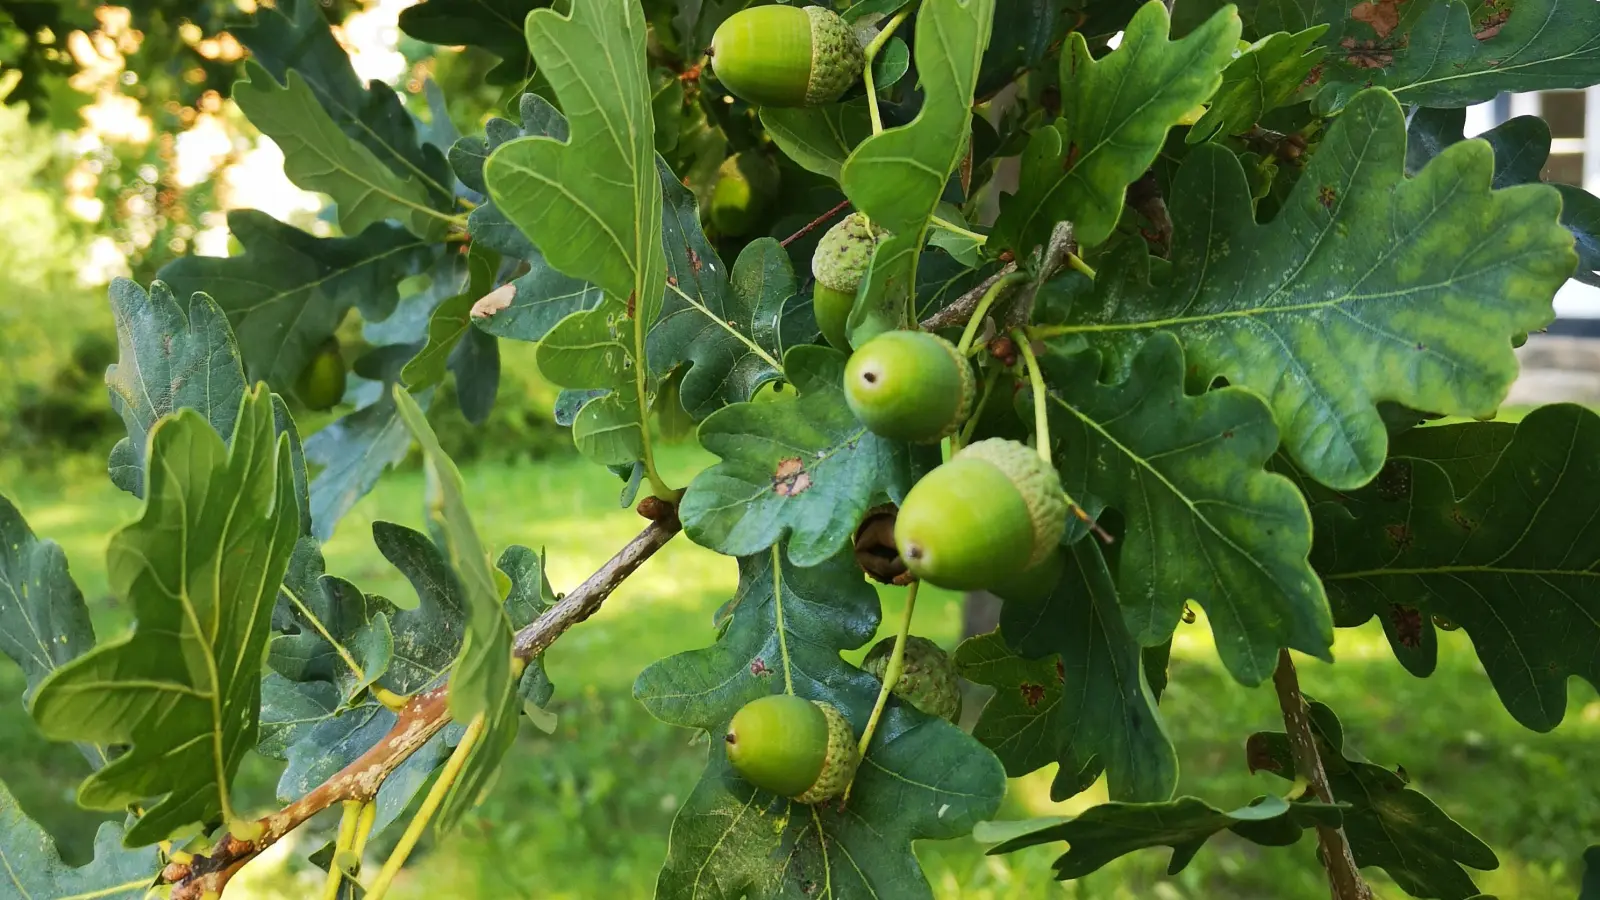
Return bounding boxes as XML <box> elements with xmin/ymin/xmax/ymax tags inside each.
<box><xmin>861</xmin><ymin>636</ymin><xmax>961</xmax><ymax>721</ymax></box>
<box><xmin>793</xmin><ymin>700</ymin><xmax>860</xmax><ymax>803</ymax></box>
<box><xmin>959</xmin><ymin>439</ymin><xmax>1067</xmax><ymax>569</ymax></box>
<box><xmin>843</xmin><ymin>330</ymin><xmax>975</xmax><ymax>443</ymax></box>
<box><xmin>812</xmin><ymin>212</ymin><xmax>883</xmax><ymax>294</ymax></box>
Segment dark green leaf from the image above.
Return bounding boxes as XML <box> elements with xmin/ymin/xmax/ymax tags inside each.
<box><xmin>448</xmin><ymin>320</ymin><xmax>501</xmax><ymax>425</ymax></box>
<box><xmin>399</xmin><ymin>0</ymin><xmax>546</xmax><ymax>84</ymax></box>
<box><xmin>1042</xmin><ymin>334</ymin><xmax>1332</xmax><ymax>685</ymax></box>
<box><xmin>1583</xmin><ymin>845</ymin><xmax>1600</xmax><ymax>900</ymax></box>
<box><xmin>157</xmin><ymin>209</ymin><xmax>433</xmax><ymax>393</ymax></box>
<box><xmin>31</xmin><ymin>387</ymin><xmax>300</xmax><ymax>844</ymax></box>
<box><xmin>1249</xmin><ymin>700</ymin><xmax>1498</xmax><ymax>898</ymax></box>
<box><xmin>484</xmin><ymin>0</ymin><xmax>667</xmax><ymax>328</ymax></box>
<box><xmin>992</xmin><ymin>2</ymin><xmax>1240</xmax><ymax>253</ymax></box>
<box><xmin>0</xmin><ymin>779</ymin><xmax>158</xmax><ymax>899</ymax></box>
<box><xmin>1310</xmin><ymin>0</ymin><xmax>1600</xmax><ymax>111</ymax></box>
<box><xmin>104</xmin><ymin>279</ymin><xmax>245</xmax><ymax>496</ymax></box>
<box><xmin>761</xmin><ymin>100</ymin><xmax>872</xmax><ymax>182</ymax></box>
<box><xmin>0</xmin><ymin>496</ymin><xmax>95</xmax><ymax>716</ymax></box>
<box><xmin>1189</xmin><ymin>26</ymin><xmax>1326</xmax><ymax>143</ymax></box>
<box><xmin>303</xmin><ymin>343</ymin><xmax>429</xmax><ymax>541</ymax></box>
<box><xmin>840</xmin><ymin>0</ymin><xmax>995</xmax><ymax>345</ymax></box>
<box><xmin>959</xmin><ymin>540</ymin><xmax>1177</xmax><ymax>802</ymax></box>
<box><xmin>1049</xmin><ymin>89</ymin><xmax>1574</xmax><ymax>490</ymax></box>
<box><xmin>237</xmin><ymin>0</ymin><xmax>454</xmax><ymax>210</ymax></box>
<box><xmin>404</xmin><ymin>245</ymin><xmax>499</xmax><ymax>390</ymax></box>
<box><xmin>679</xmin><ymin>345</ymin><xmax>931</xmax><ymax>566</ymax></box>
<box><xmin>986</xmin><ymin>793</ymin><xmax>1342</xmax><ymax>878</ymax></box>
<box><xmin>1314</xmin><ymin>404</ymin><xmax>1600</xmax><ymax>732</ymax></box>
<box><xmin>635</xmin><ymin>547</ymin><xmax>1005</xmax><ymax>900</ymax></box>
<box><xmin>233</xmin><ymin>61</ymin><xmax>447</xmax><ymax>240</ymax></box>
<box><xmin>270</xmin><ymin>538</ymin><xmax>395</xmax><ymax>706</ymax></box>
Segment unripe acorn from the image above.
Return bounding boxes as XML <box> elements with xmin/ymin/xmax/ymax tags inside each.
<box><xmin>295</xmin><ymin>339</ymin><xmax>346</xmax><ymax>411</ymax></box>
<box><xmin>708</xmin><ymin>152</ymin><xmax>780</xmax><ymax>236</ymax></box>
<box><xmin>895</xmin><ymin>438</ymin><xmax>1068</xmax><ymax>591</ymax></box>
<box><xmin>811</xmin><ymin>213</ymin><xmax>884</xmax><ymax>350</ymax></box>
<box><xmin>844</xmin><ymin>330</ymin><xmax>974</xmax><ymax>443</ymax></box>
<box><xmin>710</xmin><ymin>5</ymin><xmax>864</xmax><ymax>108</ymax></box>
<box><xmin>988</xmin><ymin>547</ymin><xmax>1066</xmax><ymax>607</ymax></box>
<box><xmin>861</xmin><ymin>635</ymin><xmax>961</xmax><ymax>721</ymax></box>
<box><xmin>725</xmin><ymin>694</ymin><xmax>859</xmax><ymax>803</ymax></box>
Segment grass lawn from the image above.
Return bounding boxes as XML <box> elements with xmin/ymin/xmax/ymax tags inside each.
<box><xmin>1</xmin><ymin>444</ymin><xmax>1596</xmax><ymax>899</ymax></box>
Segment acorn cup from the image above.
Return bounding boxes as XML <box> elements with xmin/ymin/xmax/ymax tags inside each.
<box><xmin>725</xmin><ymin>694</ymin><xmax>860</xmax><ymax>803</ymax></box>
<box><xmin>844</xmin><ymin>330</ymin><xmax>975</xmax><ymax>443</ymax></box>
<box><xmin>894</xmin><ymin>438</ymin><xmax>1068</xmax><ymax>591</ymax></box>
<box><xmin>708</xmin><ymin>152</ymin><xmax>780</xmax><ymax>236</ymax></box>
<box><xmin>295</xmin><ymin>338</ymin><xmax>347</xmax><ymax>411</ymax></box>
<box><xmin>709</xmin><ymin>5</ymin><xmax>864</xmax><ymax>108</ymax></box>
<box><xmin>861</xmin><ymin>635</ymin><xmax>961</xmax><ymax>721</ymax></box>
<box><xmin>811</xmin><ymin>212</ymin><xmax>885</xmax><ymax>350</ymax></box>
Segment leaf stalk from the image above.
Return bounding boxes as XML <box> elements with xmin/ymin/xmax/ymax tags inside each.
<box><xmin>847</xmin><ymin>580</ymin><xmax>920</xmax><ymax>801</ymax></box>
<box><xmin>365</xmin><ymin>714</ymin><xmax>487</xmax><ymax>900</ymax></box>
<box><xmin>861</xmin><ymin>7</ymin><xmax>913</xmax><ymax>134</ymax></box>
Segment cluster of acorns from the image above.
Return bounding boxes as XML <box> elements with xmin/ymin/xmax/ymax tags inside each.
<box><xmin>706</xmin><ymin>5</ymin><xmax>1069</xmax><ymax>806</ymax></box>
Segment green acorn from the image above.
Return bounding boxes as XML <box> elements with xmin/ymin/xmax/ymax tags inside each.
<box><xmin>295</xmin><ymin>339</ymin><xmax>346</xmax><ymax>411</ymax></box>
<box><xmin>709</xmin><ymin>5</ymin><xmax>864</xmax><ymax>108</ymax></box>
<box><xmin>725</xmin><ymin>694</ymin><xmax>859</xmax><ymax>803</ymax></box>
<box><xmin>988</xmin><ymin>547</ymin><xmax>1066</xmax><ymax>606</ymax></box>
<box><xmin>844</xmin><ymin>330</ymin><xmax>975</xmax><ymax>443</ymax></box>
<box><xmin>708</xmin><ymin>152</ymin><xmax>780</xmax><ymax>236</ymax></box>
<box><xmin>811</xmin><ymin>213</ymin><xmax>884</xmax><ymax>350</ymax></box>
<box><xmin>895</xmin><ymin>438</ymin><xmax>1067</xmax><ymax>591</ymax></box>
<box><xmin>861</xmin><ymin>635</ymin><xmax>961</xmax><ymax>721</ymax></box>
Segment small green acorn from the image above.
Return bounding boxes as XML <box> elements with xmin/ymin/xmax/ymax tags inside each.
<box><xmin>725</xmin><ymin>694</ymin><xmax>860</xmax><ymax>803</ymax></box>
<box><xmin>710</xmin><ymin>5</ymin><xmax>864</xmax><ymax>108</ymax></box>
<box><xmin>811</xmin><ymin>213</ymin><xmax>884</xmax><ymax>350</ymax></box>
<box><xmin>895</xmin><ymin>438</ymin><xmax>1068</xmax><ymax>591</ymax></box>
<box><xmin>861</xmin><ymin>635</ymin><xmax>961</xmax><ymax>721</ymax></box>
<box><xmin>295</xmin><ymin>339</ymin><xmax>346</xmax><ymax>411</ymax></box>
<box><xmin>708</xmin><ymin>152</ymin><xmax>780</xmax><ymax>236</ymax></box>
<box><xmin>844</xmin><ymin>330</ymin><xmax>975</xmax><ymax>443</ymax></box>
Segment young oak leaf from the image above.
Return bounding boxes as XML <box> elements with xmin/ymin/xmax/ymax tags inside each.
<box><xmin>0</xmin><ymin>779</ymin><xmax>160</xmax><ymax>899</ymax></box>
<box><xmin>1188</xmin><ymin>26</ymin><xmax>1328</xmax><ymax>144</ymax></box>
<box><xmin>484</xmin><ymin>0</ymin><xmax>667</xmax><ymax>329</ymax></box>
<box><xmin>679</xmin><ymin>345</ymin><xmax>933</xmax><ymax>566</ymax></box>
<box><xmin>1050</xmin><ymin>88</ymin><xmax>1575</xmax><ymax>491</ymax></box>
<box><xmin>1249</xmin><ymin>700</ymin><xmax>1498</xmax><ymax>897</ymax></box>
<box><xmin>635</xmin><ymin>547</ymin><xmax>1005</xmax><ymax>900</ymax></box>
<box><xmin>839</xmin><ymin>0</ymin><xmax>994</xmax><ymax>346</ymax></box>
<box><xmin>991</xmin><ymin>1</ymin><xmax>1241</xmax><ymax>254</ymax></box>
<box><xmin>959</xmin><ymin>540</ymin><xmax>1178</xmax><ymax>804</ymax></box>
<box><xmin>31</xmin><ymin>386</ymin><xmax>300</xmax><ymax>845</ymax></box>
<box><xmin>1313</xmin><ymin>404</ymin><xmax>1600</xmax><ymax>733</ymax></box>
<box><xmin>1042</xmin><ymin>334</ymin><xmax>1332</xmax><ymax>686</ymax></box>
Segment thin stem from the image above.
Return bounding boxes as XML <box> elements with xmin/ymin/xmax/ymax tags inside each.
<box><xmin>929</xmin><ymin>214</ymin><xmax>987</xmax><ymax>245</ymax></box>
<box><xmin>780</xmin><ymin>199</ymin><xmax>851</xmax><ymax>248</ymax></box>
<box><xmin>956</xmin><ymin>273</ymin><xmax>1026</xmax><ymax>355</ymax></box>
<box><xmin>1272</xmin><ymin>651</ymin><xmax>1373</xmax><ymax>900</ymax></box>
<box><xmin>351</xmin><ymin>800</ymin><xmax>376</xmax><ymax>859</ymax></box>
<box><xmin>283</xmin><ymin>586</ymin><xmax>368</xmax><ymax>686</ymax></box>
<box><xmin>365</xmin><ymin>714</ymin><xmax>488</xmax><ymax>900</ymax></box>
<box><xmin>634</xmin><ymin>298</ymin><xmax>674</xmax><ymax>502</ymax></box>
<box><xmin>1012</xmin><ymin>328</ymin><xmax>1052</xmax><ymax>467</ymax></box>
<box><xmin>770</xmin><ymin>545</ymin><xmax>796</xmax><ymax>695</ymax></box>
<box><xmin>956</xmin><ymin>364</ymin><xmax>1001</xmax><ymax>452</ymax></box>
<box><xmin>848</xmin><ymin>580</ymin><xmax>920</xmax><ymax>801</ymax></box>
<box><xmin>321</xmin><ymin>801</ymin><xmax>363</xmax><ymax>900</ymax></box>
<box><xmin>861</xmin><ymin>8</ymin><xmax>912</xmax><ymax>134</ymax></box>
<box><xmin>1065</xmin><ymin>251</ymin><xmax>1097</xmax><ymax>280</ymax></box>
<box><xmin>373</xmin><ymin>686</ymin><xmax>409</xmax><ymax>711</ymax></box>
<box><xmin>667</xmin><ymin>280</ymin><xmax>783</xmax><ymax>370</ymax></box>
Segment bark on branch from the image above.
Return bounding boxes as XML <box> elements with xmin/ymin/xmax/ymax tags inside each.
<box><xmin>1271</xmin><ymin>649</ymin><xmax>1372</xmax><ymax>900</ymax></box>
<box><xmin>166</xmin><ymin>510</ymin><xmax>682</xmax><ymax>899</ymax></box>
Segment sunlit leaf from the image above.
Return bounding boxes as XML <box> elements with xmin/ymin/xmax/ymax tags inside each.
<box><xmin>1189</xmin><ymin>26</ymin><xmax>1326</xmax><ymax>143</ymax></box>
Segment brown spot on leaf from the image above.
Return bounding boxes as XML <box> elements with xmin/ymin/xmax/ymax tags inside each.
<box><xmin>1318</xmin><ymin>184</ymin><xmax>1337</xmax><ymax>209</ymax></box>
<box><xmin>1351</xmin><ymin>0</ymin><xmax>1400</xmax><ymax>38</ymax></box>
<box><xmin>1389</xmin><ymin>604</ymin><xmax>1424</xmax><ymax>649</ymax></box>
<box><xmin>1302</xmin><ymin>64</ymin><xmax>1324</xmax><ymax>88</ymax></box>
<box><xmin>1055</xmin><ymin>659</ymin><xmax>1065</xmax><ymax>684</ymax></box>
<box><xmin>750</xmin><ymin>658</ymin><xmax>771</xmax><ymax>676</ymax></box>
<box><xmin>1476</xmin><ymin>9</ymin><xmax>1509</xmax><ymax>39</ymax></box>
<box><xmin>1340</xmin><ymin>37</ymin><xmax>1395</xmax><ymax>68</ymax></box>
<box><xmin>773</xmin><ymin>457</ymin><xmax>812</xmax><ymax>497</ymax></box>
<box><xmin>626</xmin><ymin>291</ymin><xmax>637</xmax><ymax>319</ymax></box>
<box><xmin>1245</xmin><ymin>734</ymin><xmax>1283</xmax><ymax>774</ymax></box>
<box><xmin>1019</xmin><ymin>683</ymin><xmax>1046</xmax><ymax>708</ymax></box>
<box><xmin>1449</xmin><ymin>506</ymin><xmax>1477</xmax><ymax>532</ymax></box>
<box><xmin>667</xmin><ymin>275</ymin><xmax>678</xmax><ymax>287</ymax></box>
<box><xmin>688</xmin><ymin>247</ymin><xmax>703</xmax><ymax>274</ymax></box>
<box><xmin>1384</xmin><ymin>522</ymin><xmax>1413</xmax><ymax>552</ymax></box>
<box><xmin>1377</xmin><ymin>460</ymin><xmax>1412</xmax><ymax>500</ymax></box>
<box><xmin>471</xmin><ymin>283</ymin><xmax>517</xmax><ymax>320</ymax></box>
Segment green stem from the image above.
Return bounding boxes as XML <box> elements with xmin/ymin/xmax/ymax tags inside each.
<box><xmin>771</xmin><ymin>545</ymin><xmax>795</xmax><ymax>695</ymax></box>
<box><xmin>861</xmin><ymin>8</ymin><xmax>912</xmax><ymax>134</ymax></box>
<box><xmin>849</xmin><ymin>580</ymin><xmax>920</xmax><ymax>798</ymax></box>
<box><xmin>1012</xmin><ymin>328</ymin><xmax>1051</xmax><ymax>467</ymax></box>
<box><xmin>634</xmin><ymin>296</ymin><xmax>675</xmax><ymax>503</ymax></box>
<box><xmin>929</xmin><ymin>214</ymin><xmax>987</xmax><ymax>245</ymax></box>
<box><xmin>667</xmin><ymin>280</ymin><xmax>783</xmax><ymax>370</ymax></box>
<box><xmin>365</xmin><ymin>714</ymin><xmax>486</xmax><ymax>900</ymax></box>
<box><xmin>955</xmin><ymin>364</ymin><xmax>1001</xmax><ymax>453</ymax></box>
<box><xmin>955</xmin><ymin>272</ymin><xmax>1026</xmax><ymax>355</ymax></box>
<box><xmin>1065</xmin><ymin>251</ymin><xmax>1097</xmax><ymax>280</ymax></box>
<box><xmin>321</xmin><ymin>801</ymin><xmax>364</xmax><ymax>900</ymax></box>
